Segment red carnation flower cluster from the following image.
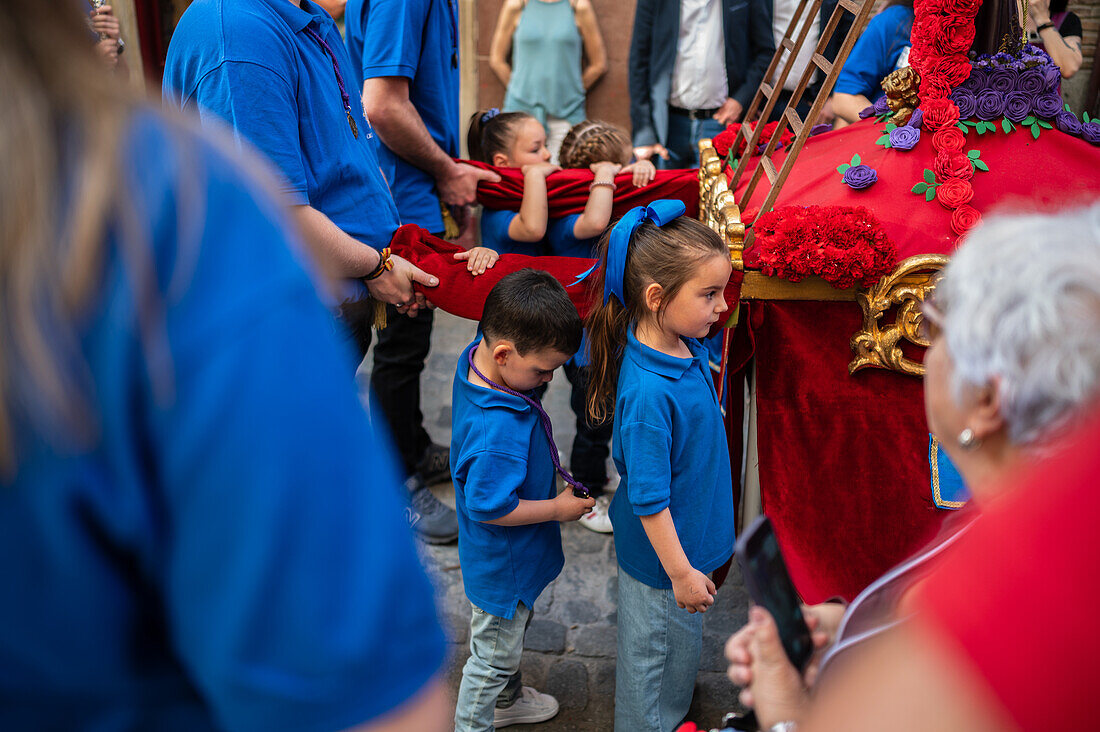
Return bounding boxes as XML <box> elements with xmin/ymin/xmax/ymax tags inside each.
<box><xmin>713</xmin><ymin>121</ymin><xmax>795</xmax><ymax>160</ymax></box>
<box><xmin>752</xmin><ymin>205</ymin><xmax>897</xmax><ymax>289</ymax></box>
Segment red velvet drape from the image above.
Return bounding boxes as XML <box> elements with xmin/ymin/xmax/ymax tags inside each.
<box><xmin>132</xmin><ymin>0</ymin><xmax>166</xmax><ymax>84</ymax></box>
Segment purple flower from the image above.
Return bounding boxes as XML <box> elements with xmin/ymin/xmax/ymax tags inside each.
<box><xmin>950</xmin><ymin>88</ymin><xmax>978</xmax><ymax>119</ymax></box>
<box><xmin>809</xmin><ymin>123</ymin><xmax>832</xmax><ymax>136</ymax></box>
<box><xmin>1004</xmin><ymin>92</ymin><xmax>1031</xmax><ymax>122</ymax></box>
<box><xmin>1083</xmin><ymin>122</ymin><xmax>1100</xmax><ymax>146</ymax></box>
<box><xmin>842</xmin><ymin>164</ymin><xmax>877</xmax><ymax>189</ymax></box>
<box><xmin>961</xmin><ymin>67</ymin><xmax>987</xmax><ymax>92</ymax></box>
<box><xmin>858</xmin><ymin>105</ymin><xmax>876</xmax><ymax>119</ymax></box>
<box><xmin>987</xmin><ymin>68</ymin><xmax>1016</xmax><ymax>93</ymax></box>
<box><xmin>889</xmin><ymin>126</ymin><xmax>921</xmax><ymax>150</ymax></box>
<box><xmin>1015</xmin><ymin>68</ymin><xmax>1046</xmax><ymax>96</ymax></box>
<box><xmin>1040</xmin><ymin>64</ymin><xmax>1062</xmax><ymax>94</ymax></box>
<box><xmin>976</xmin><ymin>90</ymin><xmax>1006</xmax><ymax>120</ymax></box>
<box><xmin>1032</xmin><ymin>93</ymin><xmax>1063</xmax><ymax>119</ymax></box>
<box><xmin>908</xmin><ymin>108</ymin><xmax>924</xmax><ymax>128</ymax></box>
<box><xmin>1055</xmin><ymin>110</ymin><xmax>1083</xmax><ymax>136</ymax></box>
<box><xmin>873</xmin><ymin>96</ymin><xmax>891</xmax><ymax>115</ymax></box>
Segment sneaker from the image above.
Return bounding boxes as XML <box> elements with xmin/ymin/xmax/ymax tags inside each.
<box><xmin>405</xmin><ymin>474</ymin><xmax>458</xmax><ymax>544</ymax></box>
<box><xmin>416</xmin><ymin>443</ymin><xmax>451</xmax><ymax>486</ymax></box>
<box><xmin>579</xmin><ymin>494</ymin><xmax>613</xmax><ymax>534</ymax></box>
<box><xmin>494</xmin><ymin>686</ymin><xmax>560</xmax><ymax>728</ymax></box>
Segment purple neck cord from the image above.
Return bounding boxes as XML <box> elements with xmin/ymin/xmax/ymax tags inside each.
<box><xmin>303</xmin><ymin>26</ymin><xmax>358</xmax><ymax>139</ymax></box>
<box><xmin>468</xmin><ymin>347</ymin><xmax>591</xmax><ymax>498</ymax></box>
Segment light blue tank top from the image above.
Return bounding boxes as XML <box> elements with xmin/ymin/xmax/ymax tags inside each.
<box><xmin>503</xmin><ymin>0</ymin><xmax>586</xmax><ymax>126</ymax></box>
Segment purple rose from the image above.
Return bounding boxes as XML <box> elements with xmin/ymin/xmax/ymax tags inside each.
<box><xmin>908</xmin><ymin>108</ymin><xmax>924</xmax><ymax>128</ymax></box>
<box><xmin>842</xmin><ymin>164</ymin><xmax>877</xmax><ymax>189</ymax></box>
<box><xmin>873</xmin><ymin>96</ymin><xmax>891</xmax><ymax>115</ymax></box>
<box><xmin>1040</xmin><ymin>64</ymin><xmax>1062</xmax><ymax>94</ymax></box>
<box><xmin>987</xmin><ymin>68</ymin><xmax>1016</xmax><ymax>93</ymax></box>
<box><xmin>961</xmin><ymin>67</ymin><xmax>987</xmax><ymax>92</ymax></box>
<box><xmin>858</xmin><ymin>105</ymin><xmax>876</xmax><ymax>119</ymax></box>
<box><xmin>976</xmin><ymin>90</ymin><xmax>1006</xmax><ymax>120</ymax></box>
<box><xmin>1083</xmin><ymin>122</ymin><xmax>1100</xmax><ymax>146</ymax></box>
<box><xmin>889</xmin><ymin>126</ymin><xmax>921</xmax><ymax>150</ymax></box>
<box><xmin>809</xmin><ymin>123</ymin><xmax>832</xmax><ymax>136</ymax></box>
<box><xmin>1032</xmin><ymin>93</ymin><xmax>1063</xmax><ymax>119</ymax></box>
<box><xmin>1015</xmin><ymin>68</ymin><xmax>1046</xmax><ymax>96</ymax></box>
<box><xmin>950</xmin><ymin>88</ymin><xmax>978</xmax><ymax>119</ymax></box>
<box><xmin>1055</xmin><ymin>110</ymin><xmax>1083</xmax><ymax>136</ymax></box>
<box><xmin>1004</xmin><ymin>92</ymin><xmax>1031</xmax><ymax>122</ymax></box>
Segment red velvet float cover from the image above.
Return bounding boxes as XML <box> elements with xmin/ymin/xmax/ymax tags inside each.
<box><xmin>463</xmin><ymin>159</ymin><xmax>700</xmax><ymax>220</ymax></box>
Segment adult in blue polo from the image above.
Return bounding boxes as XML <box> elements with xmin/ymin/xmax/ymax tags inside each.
<box><xmin>344</xmin><ymin>0</ymin><xmax>499</xmax><ymax>536</ymax></box>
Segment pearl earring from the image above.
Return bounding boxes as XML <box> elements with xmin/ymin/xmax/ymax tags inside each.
<box><xmin>957</xmin><ymin>428</ymin><xmax>981</xmax><ymax>450</ymax></box>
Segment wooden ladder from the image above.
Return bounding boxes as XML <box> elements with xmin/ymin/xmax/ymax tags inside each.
<box><xmin>726</xmin><ymin>0</ymin><xmax>877</xmax><ymax>247</ymax></box>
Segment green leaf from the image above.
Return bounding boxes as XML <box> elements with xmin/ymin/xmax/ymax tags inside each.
<box><xmin>837</xmin><ymin>164</ymin><xmax>850</xmax><ymax>173</ymax></box>
<box><xmin>925</xmin><ymin>188</ymin><xmax>936</xmax><ymax>202</ymax></box>
<box><xmin>1022</xmin><ymin>116</ymin><xmax>1037</xmax><ymax>126</ymax></box>
<box><xmin>1031</xmin><ymin>124</ymin><xmax>1040</xmax><ymax>139</ymax></box>
<box><xmin>1085</xmin><ymin>112</ymin><xmax>1093</xmax><ymax>123</ymax></box>
<box><xmin>923</xmin><ymin>169</ymin><xmax>936</xmax><ymax>184</ymax></box>
<box><xmin>967</xmin><ymin>149</ymin><xmax>980</xmax><ymax>159</ymax></box>
<box><xmin>1001</xmin><ymin>118</ymin><xmax>1013</xmax><ymax>134</ymax></box>
<box><xmin>1038</xmin><ymin>120</ymin><xmax>1053</xmax><ymax>129</ymax></box>
<box><xmin>851</xmin><ymin>153</ymin><xmax>861</xmax><ymax>165</ymax></box>
<box><xmin>885</xmin><ymin>123</ymin><xmax>897</xmax><ymax>131</ymax></box>
<box><xmin>956</xmin><ymin>122</ymin><xmax>969</xmax><ymax>132</ymax></box>
<box><xmin>974</xmin><ymin>159</ymin><xmax>989</xmax><ymax>171</ymax></box>
<box><xmin>1065</xmin><ymin>103</ymin><xmax>1072</xmax><ymax>112</ymax></box>
<box><xmin>912</xmin><ymin>182</ymin><xmax>928</xmax><ymax>194</ymax></box>
<box><xmin>876</xmin><ymin>133</ymin><xmax>890</xmax><ymax>146</ymax></box>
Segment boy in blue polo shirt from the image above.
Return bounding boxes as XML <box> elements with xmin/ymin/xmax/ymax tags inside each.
<box><xmin>451</xmin><ymin>269</ymin><xmax>595</xmax><ymax>731</ymax></box>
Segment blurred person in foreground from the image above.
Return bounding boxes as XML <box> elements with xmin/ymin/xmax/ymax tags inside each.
<box><xmin>0</xmin><ymin>3</ymin><xmax>449</xmax><ymax>731</ymax></box>
<box><xmin>726</xmin><ymin>203</ymin><xmax>1100</xmax><ymax>731</ymax></box>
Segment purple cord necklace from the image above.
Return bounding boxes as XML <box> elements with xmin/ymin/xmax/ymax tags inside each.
<box><xmin>303</xmin><ymin>26</ymin><xmax>358</xmax><ymax>139</ymax></box>
<box><xmin>467</xmin><ymin>347</ymin><xmax>591</xmax><ymax>498</ymax></box>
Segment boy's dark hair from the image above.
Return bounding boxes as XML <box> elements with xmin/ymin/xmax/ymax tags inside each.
<box><xmin>481</xmin><ymin>269</ymin><xmax>582</xmax><ymax>356</ymax></box>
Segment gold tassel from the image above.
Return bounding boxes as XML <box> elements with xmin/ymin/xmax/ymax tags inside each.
<box><xmin>440</xmin><ymin>199</ymin><xmax>460</xmax><ymax>240</ymax></box>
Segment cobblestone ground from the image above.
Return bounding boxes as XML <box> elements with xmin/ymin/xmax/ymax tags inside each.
<box><xmin>363</xmin><ymin>311</ymin><xmax>750</xmax><ymax>731</ymax></box>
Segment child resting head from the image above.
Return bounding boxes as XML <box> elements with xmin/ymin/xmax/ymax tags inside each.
<box><xmin>467</xmin><ymin>109</ymin><xmax>552</xmax><ymax>168</ymax></box>
<box><xmin>559</xmin><ymin>119</ymin><xmax>656</xmax><ymax>188</ymax></box>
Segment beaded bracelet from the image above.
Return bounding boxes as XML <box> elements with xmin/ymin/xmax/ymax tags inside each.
<box><xmin>363</xmin><ymin>247</ymin><xmax>394</xmax><ymax>281</ymax></box>
<box><xmin>589</xmin><ymin>180</ymin><xmax>616</xmax><ymax>191</ymax></box>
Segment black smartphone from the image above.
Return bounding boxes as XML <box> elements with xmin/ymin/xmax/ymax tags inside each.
<box><xmin>735</xmin><ymin>515</ymin><xmax>813</xmax><ymax>672</ymax></box>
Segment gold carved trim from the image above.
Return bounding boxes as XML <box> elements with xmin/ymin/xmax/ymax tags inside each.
<box><xmin>849</xmin><ymin>253</ymin><xmax>949</xmax><ymax>377</ymax></box>
<box><xmin>698</xmin><ymin>138</ymin><xmax>744</xmax><ymax>271</ymax></box>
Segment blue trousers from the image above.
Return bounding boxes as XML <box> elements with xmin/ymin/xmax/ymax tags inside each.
<box><xmin>454</xmin><ymin>602</ymin><xmax>529</xmax><ymax>732</ymax></box>
<box><xmin>663</xmin><ymin>113</ymin><xmax>724</xmax><ymax>170</ymax></box>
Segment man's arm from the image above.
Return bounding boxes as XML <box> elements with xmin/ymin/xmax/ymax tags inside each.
<box><xmin>362</xmin><ymin>77</ymin><xmax>499</xmax><ymax>207</ymax></box>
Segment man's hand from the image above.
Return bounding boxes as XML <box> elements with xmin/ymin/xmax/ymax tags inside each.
<box><xmin>552</xmin><ymin>489</ymin><xmax>596</xmax><ymax>522</ymax></box>
<box><xmin>437</xmin><ymin>162</ymin><xmax>501</xmax><ymax>207</ymax></box>
<box><xmin>632</xmin><ymin>144</ymin><xmax>670</xmax><ymax>163</ymax></box>
<box><xmin>365</xmin><ymin>254</ymin><xmax>438</xmax><ymax>317</ymax></box>
<box><xmin>670</xmin><ymin>567</ymin><xmax>716</xmax><ymax>613</ymax></box>
<box><xmin>453</xmin><ymin>247</ymin><xmax>499</xmax><ymax>276</ymax></box>
<box><xmin>714</xmin><ymin>98</ymin><xmax>744</xmax><ymax>126</ymax></box>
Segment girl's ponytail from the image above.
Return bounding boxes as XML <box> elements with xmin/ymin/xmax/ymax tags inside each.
<box><xmin>584</xmin><ymin>231</ymin><xmax>631</xmax><ymax>423</ymax></box>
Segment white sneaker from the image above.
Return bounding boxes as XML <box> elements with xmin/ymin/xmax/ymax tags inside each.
<box><xmin>494</xmin><ymin>686</ymin><xmax>560</xmax><ymax>727</ymax></box>
<box><xmin>579</xmin><ymin>494</ymin><xmax>613</xmax><ymax>533</ymax></box>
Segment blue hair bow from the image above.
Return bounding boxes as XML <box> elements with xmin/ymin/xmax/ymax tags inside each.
<box><xmin>481</xmin><ymin>108</ymin><xmax>501</xmax><ymax>124</ymax></box>
<box><xmin>604</xmin><ymin>199</ymin><xmax>686</xmax><ymax>306</ymax></box>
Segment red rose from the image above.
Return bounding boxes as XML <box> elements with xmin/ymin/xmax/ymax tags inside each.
<box><xmin>934</xmin><ymin>150</ymin><xmax>973</xmax><ymax>181</ymax></box>
<box><xmin>712</xmin><ymin>124</ymin><xmax>744</xmax><ymax>157</ymax></box>
<box><xmin>932</xmin><ymin>17</ymin><xmax>977</xmax><ymax>55</ymax></box>
<box><xmin>920</xmin><ymin>77</ymin><xmax>954</xmax><ymax>101</ymax></box>
<box><xmin>950</xmin><ymin>204</ymin><xmax>982</xmax><ymax>236</ymax></box>
<box><xmin>925</xmin><ymin>54</ymin><xmax>972</xmax><ymax>88</ymax></box>
<box><xmin>913</xmin><ymin>15</ymin><xmax>941</xmax><ymax>47</ymax></box>
<box><xmin>907</xmin><ymin>45</ymin><xmax>929</xmax><ymax>76</ymax></box>
<box><xmin>940</xmin><ymin>0</ymin><xmax>982</xmax><ymax>16</ymax></box>
<box><xmin>916</xmin><ymin>0</ymin><xmax>946</xmax><ymax>15</ymax></box>
<box><xmin>936</xmin><ymin>178</ymin><xmax>974</xmax><ymax>210</ymax></box>
<box><xmin>922</xmin><ymin>98</ymin><xmax>961</xmax><ymax>131</ymax></box>
<box><xmin>932</xmin><ymin>125</ymin><xmax>966</xmax><ymax>152</ymax></box>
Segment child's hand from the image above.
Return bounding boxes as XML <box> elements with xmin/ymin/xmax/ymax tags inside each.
<box><xmin>521</xmin><ymin>162</ymin><xmax>561</xmax><ymax>178</ymax></box>
<box><xmin>589</xmin><ymin>161</ymin><xmax>622</xmax><ymax>181</ymax></box>
<box><xmin>622</xmin><ymin>159</ymin><xmax>656</xmax><ymax>187</ymax></box>
<box><xmin>671</xmin><ymin>567</ymin><xmax>716</xmax><ymax>613</ymax></box>
<box><xmin>552</xmin><ymin>489</ymin><xmax>596</xmax><ymax>522</ymax></box>
<box><xmin>453</xmin><ymin>246</ymin><xmax>499</xmax><ymax>275</ymax></box>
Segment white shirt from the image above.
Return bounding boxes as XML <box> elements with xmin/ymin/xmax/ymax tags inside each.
<box><xmin>669</xmin><ymin>0</ymin><xmax>728</xmax><ymax>110</ymax></box>
<box><xmin>771</xmin><ymin>0</ymin><xmax>820</xmax><ymax>92</ymax></box>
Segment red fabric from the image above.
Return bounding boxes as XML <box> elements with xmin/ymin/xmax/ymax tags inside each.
<box><xmin>133</xmin><ymin>0</ymin><xmax>166</xmax><ymax>84</ymax></box>
<box><xmin>916</xmin><ymin>413</ymin><xmax>1100</xmax><ymax>731</ymax></box>
<box><xmin>733</xmin><ymin>120</ymin><xmax>1100</xmax><ymax>263</ymax></box>
<box><xmin>464</xmin><ymin>159</ymin><xmax>700</xmax><ymax>220</ymax></box>
<box><xmin>387</xmin><ymin>224</ymin><xmax>743</xmax><ymax>322</ymax></box>
<box><xmin>751</xmin><ymin>301</ymin><xmax>945</xmax><ymax>603</ymax></box>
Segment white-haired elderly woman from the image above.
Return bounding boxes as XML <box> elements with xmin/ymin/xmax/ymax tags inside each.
<box><xmin>724</xmin><ymin>203</ymin><xmax>1100</xmax><ymax>732</ymax></box>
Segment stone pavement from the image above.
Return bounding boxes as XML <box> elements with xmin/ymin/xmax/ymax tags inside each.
<box><xmin>363</xmin><ymin>311</ymin><xmax>751</xmax><ymax>731</ymax></box>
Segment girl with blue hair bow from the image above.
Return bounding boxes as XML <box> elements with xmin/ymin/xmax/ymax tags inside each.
<box><xmin>585</xmin><ymin>201</ymin><xmax>736</xmax><ymax>731</ymax></box>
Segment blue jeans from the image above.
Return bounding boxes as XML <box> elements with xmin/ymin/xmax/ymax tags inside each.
<box><xmin>663</xmin><ymin>113</ymin><xmax>724</xmax><ymax>169</ymax></box>
<box><xmin>615</xmin><ymin>567</ymin><xmax>703</xmax><ymax>732</ymax></box>
<box><xmin>455</xmin><ymin>602</ymin><xmax>530</xmax><ymax>732</ymax></box>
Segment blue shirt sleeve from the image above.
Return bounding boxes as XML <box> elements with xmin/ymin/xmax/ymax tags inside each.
<box><xmin>833</xmin><ymin>6</ymin><xmax>912</xmax><ymax>99</ymax></box>
<box><xmin>359</xmin><ymin>0</ymin><xmax>428</xmax><ymax>80</ymax></box>
<box><xmin>461</xmin><ymin>450</ymin><xmax>526</xmax><ymax>522</ymax></box>
<box><xmin>187</xmin><ymin>61</ymin><xmax>309</xmax><ymax>204</ymax></box>
<box><xmin>619</xmin><ymin>420</ymin><xmax>673</xmax><ymax>516</ymax></box>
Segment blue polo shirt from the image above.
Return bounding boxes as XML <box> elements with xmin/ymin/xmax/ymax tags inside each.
<box><xmin>450</xmin><ymin>340</ymin><xmax>565</xmax><ymax>618</ymax></box>
<box><xmin>480</xmin><ymin>208</ymin><xmax>550</xmax><ymax>257</ymax></box>
<box><xmin>163</xmin><ymin>0</ymin><xmax>399</xmax><ymax>252</ymax></box>
<box><xmin>347</xmin><ymin>0</ymin><xmax>460</xmax><ymax>233</ymax></box>
<box><xmin>547</xmin><ymin>214</ymin><xmax>598</xmax><ymax>259</ymax></box>
<box><xmin>610</xmin><ymin>330</ymin><xmax>736</xmax><ymax>589</ymax></box>
<box><xmin>0</xmin><ymin>111</ymin><xmax>445</xmax><ymax>731</ymax></box>
<box><xmin>833</xmin><ymin>5</ymin><xmax>913</xmax><ymax>102</ymax></box>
